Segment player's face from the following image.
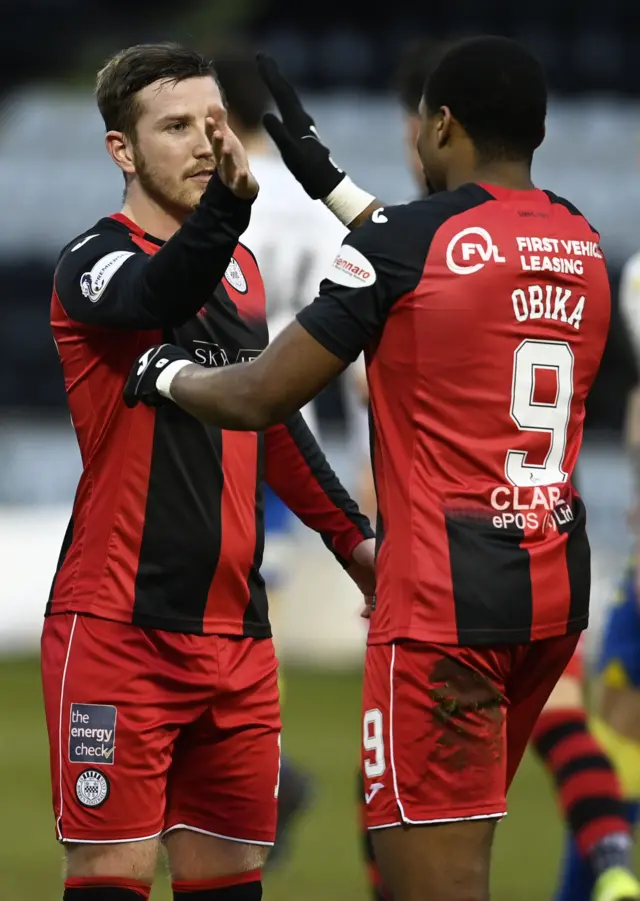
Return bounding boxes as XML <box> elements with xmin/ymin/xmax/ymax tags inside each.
<box><xmin>416</xmin><ymin>97</ymin><xmax>449</xmax><ymax>193</ymax></box>
<box><xmin>130</xmin><ymin>76</ymin><xmax>223</xmax><ymax>215</ymax></box>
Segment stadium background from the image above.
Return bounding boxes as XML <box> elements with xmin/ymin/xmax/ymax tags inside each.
<box><xmin>1</xmin><ymin>0</ymin><xmax>639</xmax><ymax>897</ymax></box>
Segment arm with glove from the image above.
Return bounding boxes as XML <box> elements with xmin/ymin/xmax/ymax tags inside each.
<box><xmin>256</xmin><ymin>54</ymin><xmax>383</xmax><ymax>229</ymax></box>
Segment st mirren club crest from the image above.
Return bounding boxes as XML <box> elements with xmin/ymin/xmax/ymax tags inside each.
<box><xmin>224</xmin><ymin>258</ymin><xmax>247</xmax><ymax>294</ymax></box>
<box><xmin>75</xmin><ymin>769</ymin><xmax>110</xmax><ymax>807</ymax></box>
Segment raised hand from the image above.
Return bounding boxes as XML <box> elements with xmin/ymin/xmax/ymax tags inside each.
<box><xmin>256</xmin><ymin>53</ymin><xmax>345</xmax><ymax>200</ymax></box>
<box><xmin>206</xmin><ymin>103</ymin><xmax>259</xmax><ymax>201</ymax></box>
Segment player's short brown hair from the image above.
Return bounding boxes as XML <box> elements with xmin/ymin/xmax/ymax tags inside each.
<box><xmin>96</xmin><ymin>42</ymin><xmax>216</xmax><ymax>136</ymax></box>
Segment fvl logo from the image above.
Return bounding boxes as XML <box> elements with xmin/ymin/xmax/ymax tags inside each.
<box><xmin>446</xmin><ymin>227</ymin><xmax>506</xmax><ymax>275</ymax></box>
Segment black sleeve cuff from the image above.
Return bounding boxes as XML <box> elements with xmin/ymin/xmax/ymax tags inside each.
<box><xmin>296</xmin><ymin>307</ymin><xmax>360</xmax><ymax>364</ymax></box>
<box><xmin>203</xmin><ymin>170</ymin><xmax>258</xmax><ymax>212</ymax></box>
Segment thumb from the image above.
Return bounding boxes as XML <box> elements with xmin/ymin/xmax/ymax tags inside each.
<box><xmin>262</xmin><ymin>113</ymin><xmax>296</xmax><ymax>154</ymax></box>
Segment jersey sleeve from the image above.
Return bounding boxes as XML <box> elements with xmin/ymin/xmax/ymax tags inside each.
<box><xmin>620</xmin><ymin>251</ymin><xmax>640</xmax><ymax>361</ymax></box>
<box><xmin>54</xmin><ymin>173</ymin><xmax>254</xmax><ymax>330</ymax></box>
<box><xmin>295</xmin><ymin>203</ymin><xmax>432</xmax><ymax>362</ymax></box>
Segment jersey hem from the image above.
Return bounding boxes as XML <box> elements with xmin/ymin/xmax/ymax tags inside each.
<box><xmin>366</xmin><ymin>613</ymin><xmax>589</xmax><ymax>646</ymax></box>
<box><xmin>45</xmin><ymin>606</ymin><xmax>272</xmax><ymax>639</ymax></box>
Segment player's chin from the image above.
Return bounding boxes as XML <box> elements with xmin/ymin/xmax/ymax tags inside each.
<box><xmin>175</xmin><ymin>182</ymin><xmax>205</xmax><ymax>212</ymax></box>
<box><xmin>185</xmin><ymin>180</ymin><xmax>208</xmax><ymax>205</ymax></box>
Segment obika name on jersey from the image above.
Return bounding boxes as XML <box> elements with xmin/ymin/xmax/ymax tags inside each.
<box><xmin>297</xmin><ymin>182</ymin><xmax>610</xmax><ymax>646</ymax></box>
<box><xmin>512</xmin><ymin>284</ymin><xmax>585</xmax><ymax>329</ymax></box>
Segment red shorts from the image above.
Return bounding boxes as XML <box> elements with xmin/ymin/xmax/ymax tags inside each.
<box><xmin>361</xmin><ymin>634</ymin><xmax>579</xmax><ymax>829</ymax></box>
<box><xmin>41</xmin><ymin>613</ymin><xmax>281</xmax><ymax>845</ymax></box>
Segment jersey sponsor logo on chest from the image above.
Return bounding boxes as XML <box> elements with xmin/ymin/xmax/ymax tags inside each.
<box><xmin>446</xmin><ymin>227</ymin><xmax>506</xmax><ymax>275</ymax></box>
<box><xmin>192</xmin><ymin>340</ymin><xmax>260</xmax><ymax>367</ymax></box>
<box><xmin>517</xmin><ymin>236</ymin><xmax>602</xmax><ymax>276</ymax></box>
<box><xmin>224</xmin><ymin>257</ymin><xmax>248</xmax><ymax>293</ymax></box>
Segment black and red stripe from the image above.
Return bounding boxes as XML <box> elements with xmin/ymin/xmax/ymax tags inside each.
<box><xmin>532</xmin><ymin>707</ymin><xmax>631</xmax><ymax>856</ymax></box>
<box><xmin>49</xmin><ymin>214</ymin><xmax>372</xmax><ymax>637</ymax></box>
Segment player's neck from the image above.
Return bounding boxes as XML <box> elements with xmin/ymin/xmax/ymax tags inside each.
<box><xmin>120</xmin><ymin>183</ymin><xmax>185</xmax><ymax>242</ymax></box>
<box><xmin>448</xmin><ymin>160</ymin><xmax>535</xmax><ymax>193</ymax></box>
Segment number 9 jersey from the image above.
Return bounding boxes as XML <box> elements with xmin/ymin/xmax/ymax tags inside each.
<box><xmin>297</xmin><ymin>183</ymin><xmax>610</xmax><ymax>646</ymax></box>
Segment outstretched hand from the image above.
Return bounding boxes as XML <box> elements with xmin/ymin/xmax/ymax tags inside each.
<box><xmin>206</xmin><ymin>103</ymin><xmax>259</xmax><ymax>201</ymax></box>
<box><xmin>256</xmin><ymin>53</ymin><xmax>345</xmax><ymax>200</ymax></box>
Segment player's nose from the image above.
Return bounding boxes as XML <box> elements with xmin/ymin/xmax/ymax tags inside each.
<box><xmin>192</xmin><ymin>123</ymin><xmax>214</xmax><ymax>159</ymax></box>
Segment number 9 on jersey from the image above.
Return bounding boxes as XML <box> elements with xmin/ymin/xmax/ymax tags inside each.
<box><xmin>506</xmin><ymin>339</ymin><xmax>574</xmax><ymax>487</ymax></box>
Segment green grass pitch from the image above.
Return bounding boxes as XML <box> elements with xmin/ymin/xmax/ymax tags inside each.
<box><xmin>1</xmin><ymin>655</ymin><xmax>637</xmax><ymax>900</ymax></box>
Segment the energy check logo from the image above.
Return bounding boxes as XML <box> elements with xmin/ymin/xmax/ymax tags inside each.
<box><xmin>69</xmin><ymin>703</ymin><xmax>116</xmax><ymax>765</ymax></box>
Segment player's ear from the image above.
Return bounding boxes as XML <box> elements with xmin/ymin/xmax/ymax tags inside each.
<box><xmin>436</xmin><ymin>106</ymin><xmax>453</xmax><ymax>148</ymax></box>
<box><xmin>105</xmin><ymin>130</ymin><xmax>136</xmax><ymax>177</ymax></box>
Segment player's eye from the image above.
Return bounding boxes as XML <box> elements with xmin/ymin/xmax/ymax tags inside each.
<box><xmin>166</xmin><ymin>121</ymin><xmax>188</xmax><ymax>133</ymax></box>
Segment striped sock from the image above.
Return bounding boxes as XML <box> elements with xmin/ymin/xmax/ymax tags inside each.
<box><xmin>533</xmin><ymin>708</ymin><xmax>632</xmax><ymax>868</ymax></box>
<box><xmin>555</xmin><ymin>801</ymin><xmax>640</xmax><ymax>901</ymax></box>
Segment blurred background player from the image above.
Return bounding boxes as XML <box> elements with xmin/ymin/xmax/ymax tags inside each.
<box><xmin>351</xmin><ymin>37</ymin><xmax>640</xmax><ymax>901</ymax></box>
<box><xmin>213</xmin><ymin>47</ymin><xmax>348</xmax><ymax>869</ymax></box>
<box><xmin>395</xmin><ymin>37</ymin><xmax>444</xmax><ymax>191</ymax></box>
<box><xmin>526</xmin><ymin>230</ymin><xmax>640</xmax><ymax>901</ymax></box>
<box><xmin>531</xmin><ymin>638</ymin><xmax>640</xmax><ymax>901</ymax></box>
<box><xmin>213</xmin><ymin>46</ymin><xmax>346</xmax><ymax>584</ymax></box>
<box><xmin>546</xmin><ymin>248</ymin><xmax>640</xmax><ymax>901</ymax></box>
<box><xmin>550</xmin><ymin>564</ymin><xmax>640</xmax><ymax>901</ymax></box>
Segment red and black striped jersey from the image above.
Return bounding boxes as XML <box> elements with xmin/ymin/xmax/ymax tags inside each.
<box><xmin>297</xmin><ymin>183</ymin><xmax>610</xmax><ymax>646</ymax></box>
<box><xmin>48</xmin><ymin>174</ymin><xmax>372</xmax><ymax>636</ymax></box>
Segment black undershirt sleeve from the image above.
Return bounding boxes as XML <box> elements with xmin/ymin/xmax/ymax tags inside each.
<box><xmin>55</xmin><ymin>172</ymin><xmax>254</xmax><ymax>330</ymax></box>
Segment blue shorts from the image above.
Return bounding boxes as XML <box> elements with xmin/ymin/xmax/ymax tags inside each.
<box><xmin>598</xmin><ymin>564</ymin><xmax>640</xmax><ymax>689</ymax></box>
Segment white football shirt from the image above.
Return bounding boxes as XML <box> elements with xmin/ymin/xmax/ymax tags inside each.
<box><xmin>620</xmin><ymin>251</ymin><xmax>640</xmax><ymax>359</ymax></box>
<box><xmin>243</xmin><ymin>152</ymin><xmax>348</xmax><ymax>434</ymax></box>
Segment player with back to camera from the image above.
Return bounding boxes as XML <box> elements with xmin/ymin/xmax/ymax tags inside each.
<box><xmin>42</xmin><ymin>41</ymin><xmax>375</xmax><ymax>901</ymax></box>
<box><xmin>353</xmin><ymin>37</ymin><xmax>640</xmax><ymax>901</ymax></box>
<box><xmin>126</xmin><ymin>36</ymin><xmax>613</xmax><ymax>901</ymax></box>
